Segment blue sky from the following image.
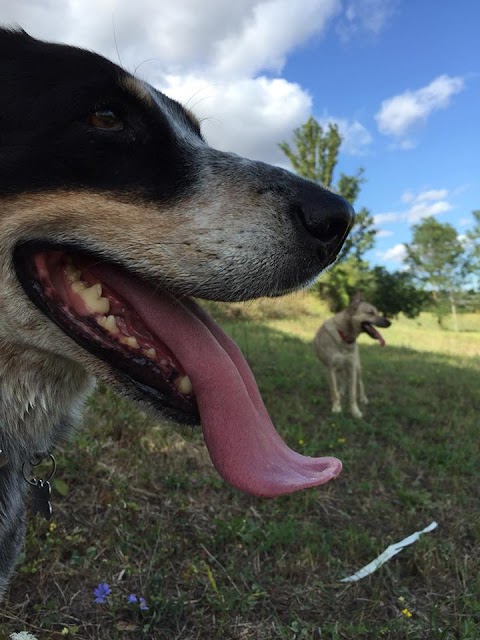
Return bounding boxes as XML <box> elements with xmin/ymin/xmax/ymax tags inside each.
<box><xmin>281</xmin><ymin>2</ymin><xmax>479</xmax><ymax>269</ymax></box>
<box><xmin>1</xmin><ymin>0</ymin><xmax>478</xmax><ymax>272</ymax></box>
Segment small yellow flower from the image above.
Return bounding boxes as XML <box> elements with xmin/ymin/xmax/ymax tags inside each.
<box><xmin>49</xmin><ymin>522</ymin><xmax>57</xmax><ymax>533</ymax></box>
<box><xmin>337</xmin><ymin>437</ymin><xmax>346</xmax><ymax>444</ymax></box>
<box><xmin>298</xmin><ymin>439</ymin><xmax>304</xmax><ymax>445</ymax></box>
<box><xmin>401</xmin><ymin>608</ymin><xmax>412</xmax><ymax>618</ymax></box>
<box><xmin>61</xmin><ymin>628</ymin><xmax>69</xmax><ymax>636</ymax></box>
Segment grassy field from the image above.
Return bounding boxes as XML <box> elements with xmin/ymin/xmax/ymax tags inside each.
<box><xmin>1</xmin><ymin>293</ymin><xmax>479</xmax><ymax>640</ymax></box>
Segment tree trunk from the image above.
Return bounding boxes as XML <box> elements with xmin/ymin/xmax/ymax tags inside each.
<box><xmin>448</xmin><ymin>291</ymin><xmax>459</xmax><ymax>332</ymax></box>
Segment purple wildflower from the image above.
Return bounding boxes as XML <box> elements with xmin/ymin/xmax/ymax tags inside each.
<box><xmin>93</xmin><ymin>582</ymin><xmax>111</xmax><ymax>604</ymax></box>
<box><xmin>127</xmin><ymin>593</ymin><xmax>138</xmax><ymax>604</ymax></box>
<box><xmin>139</xmin><ymin>597</ymin><xmax>149</xmax><ymax>611</ymax></box>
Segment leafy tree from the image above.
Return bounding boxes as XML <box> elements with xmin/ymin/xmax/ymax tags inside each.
<box><xmin>319</xmin><ymin>263</ymin><xmax>430</xmax><ymax>318</ymax></box>
<box><xmin>279</xmin><ymin>117</ymin><xmax>341</xmax><ymax>186</ymax></box>
<box><xmin>280</xmin><ymin>118</ymin><xmax>376</xmax><ymax>310</ymax></box>
<box><xmin>366</xmin><ymin>266</ymin><xmax>430</xmax><ymax>318</ymax></box>
<box><xmin>464</xmin><ymin>210</ymin><xmax>480</xmax><ymax>290</ymax></box>
<box><xmin>317</xmin><ymin>256</ymin><xmax>372</xmax><ymax>311</ymax></box>
<box><xmin>404</xmin><ymin>216</ymin><xmax>468</xmax><ymax>330</ymax></box>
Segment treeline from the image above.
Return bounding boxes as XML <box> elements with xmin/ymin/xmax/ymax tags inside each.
<box><xmin>280</xmin><ymin>118</ymin><xmax>479</xmax><ymax>325</ymax></box>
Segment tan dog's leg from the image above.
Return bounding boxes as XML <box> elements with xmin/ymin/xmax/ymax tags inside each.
<box><xmin>358</xmin><ymin>369</ymin><xmax>368</xmax><ymax>405</ymax></box>
<box><xmin>356</xmin><ymin>351</ymin><xmax>368</xmax><ymax>405</ymax></box>
<box><xmin>350</xmin><ymin>348</ymin><xmax>363</xmax><ymax>418</ymax></box>
<box><xmin>327</xmin><ymin>367</ymin><xmax>342</xmax><ymax>413</ymax></box>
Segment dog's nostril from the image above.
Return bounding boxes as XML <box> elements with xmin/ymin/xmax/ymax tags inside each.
<box><xmin>314</xmin><ymin>214</ymin><xmax>352</xmax><ymax>246</ymax></box>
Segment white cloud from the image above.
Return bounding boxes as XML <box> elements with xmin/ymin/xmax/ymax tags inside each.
<box><xmin>415</xmin><ymin>189</ymin><xmax>448</xmax><ymax>202</ymax></box>
<box><xmin>339</xmin><ymin>119</ymin><xmax>372</xmax><ymax>155</ymax></box>
<box><xmin>212</xmin><ymin>0</ymin><xmax>340</xmax><ymax>79</ymax></box>
<box><xmin>374</xmin><ymin>188</ymin><xmax>452</xmax><ymax>228</ymax></box>
<box><xmin>373</xmin><ymin>212</ymin><xmax>402</xmax><ymax>225</ymax></box>
<box><xmin>406</xmin><ymin>199</ymin><xmax>451</xmax><ymax>224</ymax></box>
<box><xmin>401</xmin><ymin>190</ymin><xmax>415</xmax><ymax>204</ymax></box>
<box><xmin>403</xmin><ymin>189</ymin><xmax>452</xmax><ymax>224</ymax></box>
<box><xmin>336</xmin><ymin>0</ymin><xmax>398</xmax><ymax>40</ymax></box>
<box><xmin>375</xmin><ymin>75</ymin><xmax>465</xmax><ymax>145</ymax></box>
<box><xmin>375</xmin><ymin>186</ymin><xmax>456</xmax><ymax>266</ymax></box>
<box><xmin>377</xmin><ymin>243</ymin><xmax>406</xmax><ymax>263</ymax></box>
<box><xmin>162</xmin><ymin>74</ymin><xmax>312</xmax><ymax>164</ymax></box>
<box><xmin>317</xmin><ymin>115</ymin><xmax>373</xmax><ymax>155</ymax></box>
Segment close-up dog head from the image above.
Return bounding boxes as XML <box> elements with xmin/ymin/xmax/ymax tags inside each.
<box><xmin>0</xmin><ymin>27</ymin><xmax>354</xmax><ymax>596</ymax></box>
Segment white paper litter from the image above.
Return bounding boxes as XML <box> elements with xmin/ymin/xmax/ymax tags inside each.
<box><xmin>340</xmin><ymin>521</ymin><xmax>438</xmax><ymax>583</ymax></box>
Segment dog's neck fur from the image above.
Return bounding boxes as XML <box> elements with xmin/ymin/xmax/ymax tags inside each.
<box><xmin>0</xmin><ymin>342</ymin><xmax>94</xmax><ymax>453</ymax></box>
<box><xmin>0</xmin><ymin>342</ymin><xmax>93</xmax><ymax>598</ymax></box>
<box><xmin>332</xmin><ymin>310</ymin><xmax>358</xmax><ymax>345</ymax></box>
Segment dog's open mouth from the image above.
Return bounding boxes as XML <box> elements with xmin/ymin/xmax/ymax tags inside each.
<box><xmin>361</xmin><ymin>322</ymin><xmax>386</xmax><ymax>346</ymax></box>
<box><xmin>14</xmin><ymin>244</ymin><xmax>342</xmax><ymax>497</ymax></box>
<box><xmin>24</xmin><ymin>248</ymin><xmax>198</xmax><ymax>419</ymax></box>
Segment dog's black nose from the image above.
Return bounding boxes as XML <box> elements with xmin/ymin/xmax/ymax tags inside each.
<box><xmin>297</xmin><ymin>183</ymin><xmax>355</xmax><ymax>263</ymax></box>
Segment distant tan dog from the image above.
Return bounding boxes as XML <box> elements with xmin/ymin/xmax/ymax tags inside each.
<box><xmin>313</xmin><ymin>293</ymin><xmax>391</xmax><ymax>418</ymax></box>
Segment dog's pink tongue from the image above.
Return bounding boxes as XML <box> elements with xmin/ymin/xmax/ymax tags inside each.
<box><xmin>373</xmin><ymin>328</ymin><xmax>386</xmax><ymax>347</ymax></box>
<box><xmin>92</xmin><ymin>265</ymin><xmax>341</xmax><ymax>496</ymax></box>
<box><xmin>364</xmin><ymin>324</ymin><xmax>385</xmax><ymax>347</ymax></box>
<box><xmin>181</xmin><ymin>299</ymin><xmax>342</xmax><ymax>495</ymax></box>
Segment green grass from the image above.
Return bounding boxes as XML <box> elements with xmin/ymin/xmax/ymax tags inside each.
<box><xmin>1</xmin><ymin>293</ymin><xmax>479</xmax><ymax>639</ymax></box>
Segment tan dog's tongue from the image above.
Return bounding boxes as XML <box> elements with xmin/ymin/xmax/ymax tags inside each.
<box><xmin>366</xmin><ymin>325</ymin><xmax>385</xmax><ymax>347</ymax></box>
<box><xmin>90</xmin><ymin>264</ymin><xmax>342</xmax><ymax>496</ymax></box>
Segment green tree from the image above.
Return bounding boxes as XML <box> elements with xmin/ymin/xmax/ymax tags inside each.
<box><xmin>465</xmin><ymin>210</ymin><xmax>480</xmax><ymax>291</ymax></box>
<box><xmin>280</xmin><ymin>118</ymin><xmax>376</xmax><ymax>310</ymax></box>
<box><xmin>279</xmin><ymin>117</ymin><xmax>341</xmax><ymax>186</ymax></box>
<box><xmin>315</xmin><ymin>256</ymin><xmax>372</xmax><ymax>311</ymax></box>
<box><xmin>366</xmin><ymin>266</ymin><xmax>430</xmax><ymax>318</ymax></box>
<box><xmin>404</xmin><ymin>216</ymin><xmax>467</xmax><ymax>330</ymax></box>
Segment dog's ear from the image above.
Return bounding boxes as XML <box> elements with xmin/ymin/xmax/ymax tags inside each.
<box><xmin>347</xmin><ymin>290</ymin><xmax>363</xmax><ymax>313</ymax></box>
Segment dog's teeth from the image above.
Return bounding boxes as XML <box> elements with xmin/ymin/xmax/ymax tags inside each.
<box><xmin>175</xmin><ymin>375</ymin><xmax>193</xmax><ymax>394</ymax></box>
<box><xmin>119</xmin><ymin>336</ymin><xmax>139</xmax><ymax>349</ymax></box>
<box><xmin>71</xmin><ymin>281</ymin><xmax>86</xmax><ymax>293</ymax></box>
<box><xmin>64</xmin><ymin>264</ymin><xmax>81</xmax><ymax>283</ymax></box>
<box><xmin>143</xmin><ymin>347</ymin><xmax>157</xmax><ymax>359</ymax></box>
<box><xmin>72</xmin><ymin>281</ymin><xmax>110</xmax><ymax>314</ymax></box>
<box><xmin>97</xmin><ymin>315</ymin><xmax>119</xmax><ymax>334</ymax></box>
<box><xmin>90</xmin><ymin>297</ymin><xmax>110</xmax><ymax>314</ymax></box>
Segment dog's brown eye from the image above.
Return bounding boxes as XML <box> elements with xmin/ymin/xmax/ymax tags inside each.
<box><xmin>88</xmin><ymin>109</ymin><xmax>124</xmax><ymax>131</ymax></box>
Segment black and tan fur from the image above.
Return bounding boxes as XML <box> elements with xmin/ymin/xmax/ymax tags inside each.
<box><xmin>0</xmin><ymin>28</ymin><xmax>354</xmax><ymax>598</ymax></box>
<box><xmin>313</xmin><ymin>293</ymin><xmax>391</xmax><ymax>418</ymax></box>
